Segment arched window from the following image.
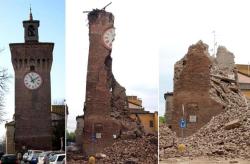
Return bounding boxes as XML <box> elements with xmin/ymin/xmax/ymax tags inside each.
<box><xmin>28</xmin><ymin>25</ymin><xmax>35</xmax><ymax>36</ymax></box>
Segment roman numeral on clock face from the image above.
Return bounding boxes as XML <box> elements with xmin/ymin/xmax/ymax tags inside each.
<box><xmin>102</xmin><ymin>27</ymin><xmax>115</xmax><ymax>49</ymax></box>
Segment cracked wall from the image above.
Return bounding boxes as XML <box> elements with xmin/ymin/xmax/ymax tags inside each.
<box><xmin>169</xmin><ymin>41</ymin><xmax>242</xmax><ymax>137</ymax></box>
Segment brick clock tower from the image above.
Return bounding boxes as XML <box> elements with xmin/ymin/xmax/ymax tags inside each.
<box><xmin>9</xmin><ymin>10</ymin><xmax>53</xmax><ymax>151</ymax></box>
<box><xmin>83</xmin><ymin>10</ymin><xmax>121</xmax><ymax>155</ymax></box>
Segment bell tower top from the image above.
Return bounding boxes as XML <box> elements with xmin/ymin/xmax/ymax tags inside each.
<box><xmin>29</xmin><ymin>6</ymin><xmax>33</xmax><ymax>21</ymax></box>
<box><xmin>23</xmin><ymin>6</ymin><xmax>39</xmax><ymax>43</ymax></box>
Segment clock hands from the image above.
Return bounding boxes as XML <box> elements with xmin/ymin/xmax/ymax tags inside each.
<box><xmin>28</xmin><ymin>73</ymin><xmax>40</xmax><ymax>84</ymax></box>
<box><xmin>28</xmin><ymin>74</ymin><xmax>34</xmax><ymax>83</ymax></box>
<box><xmin>33</xmin><ymin>76</ymin><xmax>40</xmax><ymax>81</ymax></box>
<box><xmin>24</xmin><ymin>72</ymin><xmax>42</xmax><ymax>90</ymax></box>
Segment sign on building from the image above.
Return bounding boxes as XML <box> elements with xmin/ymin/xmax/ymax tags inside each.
<box><xmin>180</xmin><ymin>118</ymin><xmax>186</xmax><ymax>128</ymax></box>
<box><xmin>96</xmin><ymin>133</ymin><xmax>102</xmax><ymax>139</ymax></box>
<box><xmin>189</xmin><ymin>115</ymin><xmax>197</xmax><ymax>123</ymax></box>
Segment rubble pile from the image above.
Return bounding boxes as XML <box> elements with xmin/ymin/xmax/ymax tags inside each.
<box><xmin>159</xmin><ymin>124</ymin><xmax>177</xmax><ymax>151</ymax></box>
<box><xmin>66</xmin><ymin>151</ymin><xmax>87</xmax><ymax>164</ymax></box>
<box><xmin>99</xmin><ymin>135</ymin><xmax>158</xmax><ymax>163</ymax></box>
<box><xmin>210</xmin><ymin>66</ymin><xmax>244</xmax><ymax>109</ymax></box>
<box><xmin>161</xmin><ymin>99</ymin><xmax>250</xmax><ymax>160</ymax></box>
<box><xmin>160</xmin><ymin>43</ymin><xmax>250</xmax><ymax>160</ymax></box>
<box><xmin>67</xmin><ymin>135</ymin><xmax>158</xmax><ymax>163</ymax></box>
<box><xmin>104</xmin><ymin>39</ymin><xmax>144</xmax><ymax>137</ymax></box>
<box><xmin>183</xmin><ymin>106</ymin><xmax>250</xmax><ymax>158</ymax></box>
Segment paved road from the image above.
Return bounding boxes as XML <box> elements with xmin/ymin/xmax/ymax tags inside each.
<box><xmin>160</xmin><ymin>157</ymin><xmax>250</xmax><ymax>164</ymax></box>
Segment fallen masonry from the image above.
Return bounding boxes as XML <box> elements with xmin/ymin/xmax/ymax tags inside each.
<box><xmin>67</xmin><ymin>134</ymin><xmax>158</xmax><ymax>164</ymax></box>
<box><xmin>161</xmin><ymin>41</ymin><xmax>250</xmax><ymax>160</ymax></box>
<box><xmin>160</xmin><ymin>105</ymin><xmax>250</xmax><ymax>159</ymax></box>
<box><xmin>99</xmin><ymin>134</ymin><xmax>158</xmax><ymax>163</ymax></box>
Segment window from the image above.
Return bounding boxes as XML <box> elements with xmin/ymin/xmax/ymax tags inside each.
<box><xmin>149</xmin><ymin>120</ymin><xmax>154</xmax><ymax>127</ymax></box>
<box><xmin>57</xmin><ymin>155</ymin><xmax>65</xmax><ymax>162</ymax></box>
<box><xmin>28</xmin><ymin>25</ymin><xmax>35</xmax><ymax>36</ymax></box>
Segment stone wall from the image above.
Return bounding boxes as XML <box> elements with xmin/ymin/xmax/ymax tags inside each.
<box><xmin>215</xmin><ymin>46</ymin><xmax>235</xmax><ymax>74</ymax></box>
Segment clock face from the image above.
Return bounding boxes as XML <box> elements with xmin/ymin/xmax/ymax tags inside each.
<box><xmin>102</xmin><ymin>27</ymin><xmax>115</xmax><ymax>49</ymax></box>
<box><xmin>24</xmin><ymin>72</ymin><xmax>42</xmax><ymax>90</ymax></box>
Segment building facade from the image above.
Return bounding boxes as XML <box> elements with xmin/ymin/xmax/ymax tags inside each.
<box><xmin>128</xmin><ymin>96</ymin><xmax>158</xmax><ymax>134</ymax></box>
<box><xmin>75</xmin><ymin>115</ymin><xmax>84</xmax><ymax>148</ymax></box>
<box><xmin>236</xmin><ymin>64</ymin><xmax>250</xmax><ymax>99</ymax></box>
<box><xmin>9</xmin><ymin>11</ymin><xmax>53</xmax><ymax>151</ymax></box>
<box><xmin>5</xmin><ymin>121</ymin><xmax>15</xmax><ymax>154</ymax></box>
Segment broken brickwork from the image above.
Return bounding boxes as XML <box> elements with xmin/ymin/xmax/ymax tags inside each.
<box><xmin>170</xmin><ymin>41</ymin><xmax>242</xmax><ymax>137</ymax></box>
<box><xmin>83</xmin><ymin>9</ymin><xmax>143</xmax><ymax>155</ymax></box>
<box><xmin>172</xmin><ymin>41</ymin><xmax>223</xmax><ymax>137</ymax></box>
<box><xmin>161</xmin><ymin>41</ymin><xmax>249</xmax><ymax>159</ymax></box>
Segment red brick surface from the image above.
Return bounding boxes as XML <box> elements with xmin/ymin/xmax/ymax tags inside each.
<box><xmin>10</xmin><ymin>43</ymin><xmax>53</xmax><ymax>151</ymax></box>
<box><xmin>171</xmin><ymin>43</ymin><xmax>224</xmax><ymax>137</ymax></box>
<box><xmin>83</xmin><ymin>10</ymin><xmax>121</xmax><ymax>155</ymax></box>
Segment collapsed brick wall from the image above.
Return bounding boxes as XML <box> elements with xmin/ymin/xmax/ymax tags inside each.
<box><xmin>170</xmin><ymin>41</ymin><xmax>243</xmax><ymax>137</ymax></box>
<box><xmin>215</xmin><ymin>46</ymin><xmax>235</xmax><ymax>74</ymax></box>
<box><xmin>83</xmin><ymin>9</ymin><xmax>143</xmax><ymax>156</ymax></box>
<box><xmin>172</xmin><ymin>41</ymin><xmax>223</xmax><ymax>137</ymax></box>
<box><xmin>106</xmin><ymin>53</ymin><xmax>144</xmax><ymax>138</ymax></box>
<box><xmin>161</xmin><ymin>41</ymin><xmax>250</xmax><ymax>159</ymax></box>
<box><xmin>160</xmin><ymin>100</ymin><xmax>250</xmax><ymax>159</ymax></box>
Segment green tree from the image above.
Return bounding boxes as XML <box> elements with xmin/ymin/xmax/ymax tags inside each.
<box><xmin>66</xmin><ymin>130</ymin><xmax>76</xmax><ymax>142</ymax></box>
<box><xmin>159</xmin><ymin>116</ymin><xmax>166</xmax><ymax>125</ymax></box>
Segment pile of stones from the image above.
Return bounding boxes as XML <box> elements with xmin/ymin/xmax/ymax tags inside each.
<box><xmin>160</xmin><ymin>43</ymin><xmax>250</xmax><ymax>160</ymax></box>
<box><xmin>160</xmin><ymin>105</ymin><xmax>250</xmax><ymax>159</ymax></box>
<box><xmin>98</xmin><ymin>134</ymin><xmax>158</xmax><ymax>163</ymax></box>
<box><xmin>67</xmin><ymin>134</ymin><xmax>158</xmax><ymax>163</ymax></box>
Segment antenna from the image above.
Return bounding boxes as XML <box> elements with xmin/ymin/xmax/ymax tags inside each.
<box><xmin>83</xmin><ymin>2</ymin><xmax>112</xmax><ymax>13</ymax></box>
<box><xmin>83</xmin><ymin>11</ymin><xmax>92</xmax><ymax>13</ymax></box>
<box><xmin>102</xmin><ymin>2</ymin><xmax>112</xmax><ymax>10</ymax></box>
<box><xmin>212</xmin><ymin>30</ymin><xmax>217</xmax><ymax>56</ymax></box>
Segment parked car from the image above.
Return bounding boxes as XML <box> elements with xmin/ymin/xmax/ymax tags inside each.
<box><xmin>23</xmin><ymin>152</ymin><xmax>29</xmax><ymax>162</ymax></box>
<box><xmin>0</xmin><ymin>154</ymin><xmax>18</xmax><ymax>164</ymax></box>
<box><xmin>30</xmin><ymin>153</ymin><xmax>41</xmax><ymax>164</ymax></box>
<box><xmin>38</xmin><ymin>151</ymin><xmax>51</xmax><ymax>164</ymax></box>
<box><xmin>0</xmin><ymin>152</ymin><xmax>4</xmax><ymax>159</ymax></box>
<box><xmin>49</xmin><ymin>154</ymin><xmax>65</xmax><ymax>164</ymax></box>
<box><xmin>27</xmin><ymin>150</ymin><xmax>43</xmax><ymax>163</ymax></box>
<box><xmin>44</xmin><ymin>151</ymin><xmax>62</xmax><ymax>164</ymax></box>
<box><xmin>66</xmin><ymin>142</ymin><xmax>79</xmax><ymax>152</ymax></box>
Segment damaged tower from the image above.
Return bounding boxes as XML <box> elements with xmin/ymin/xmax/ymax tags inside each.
<box><xmin>83</xmin><ymin>9</ymin><xmax>142</xmax><ymax>155</ymax></box>
<box><xmin>167</xmin><ymin>41</ymin><xmax>243</xmax><ymax>137</ymax></box>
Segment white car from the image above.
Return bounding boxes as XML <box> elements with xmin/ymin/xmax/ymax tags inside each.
<box><xmin>38</xmin><ymin>151</ymin><xmax>52</xmax><ymax>164</ymax></box>
<box><xmin>49</xmin><ymin>154</ymin><xmax>65</xmax><ymax>164</ymax></box>
<box><xmin>27</xmin><ymin>150</ymin><xmax>44</xmax><ymax>162</ymax></box>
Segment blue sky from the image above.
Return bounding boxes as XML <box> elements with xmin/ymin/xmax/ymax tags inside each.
<box><xmin>0</xmin><ymin>0</ymin><xmax>65</xmax><ymax>137</ymax></box>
